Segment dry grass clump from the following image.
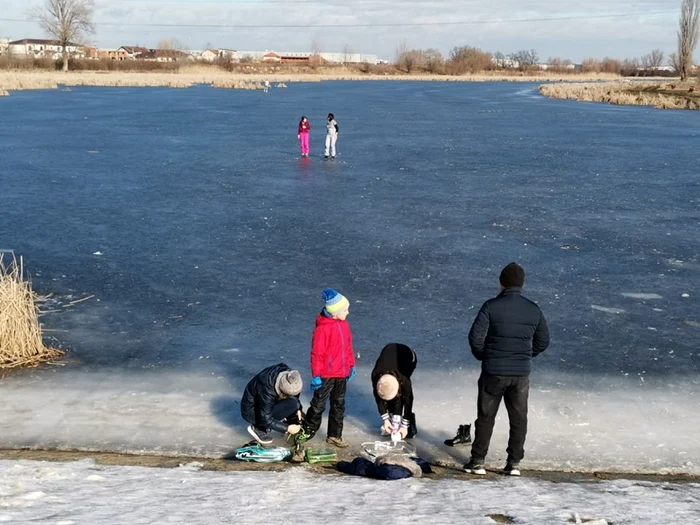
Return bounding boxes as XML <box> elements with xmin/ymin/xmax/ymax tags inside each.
<box><xmin>0</xmin><ymin>256</ymin><xmax>63</xmax><ymax>369</ymax></box>
<box><xmin>539</xmin><ymin>81</ymin><xmax>700</xmax><ymax>110</ymax></box>
<box><xmin>0</xmin><ymin>89</ymin><xmax>8</xmax><ymax>96</ymax></box>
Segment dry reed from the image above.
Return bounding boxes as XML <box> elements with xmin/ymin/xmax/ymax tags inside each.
<box><xmin>0</xmin><ymin>69</ymin><xmax>633</xmax><ymax>94</ymax></box>
<box><xmin>0</xmin><ymin>255</ymin><xmax>63</xmax><ymax>369</ymax></box>
<box><xmin>539</xmin><ymin>82</ymin><xmax>700</xmax><ymax>110</ymax></box>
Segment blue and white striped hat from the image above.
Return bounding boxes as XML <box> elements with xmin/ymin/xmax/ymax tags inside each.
<box><xmin>323</xmin><ymin>287</ymin><xmax>350</xmax><ymax>317</ymax></box>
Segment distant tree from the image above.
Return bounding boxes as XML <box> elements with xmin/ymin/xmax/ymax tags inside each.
<box><xmin>677</xmin><ymin>0</ymin><xmax>700</xmax><ymax>80</ymax></box>
<box><xmin>447</xmin><ymin>46</ymin><xmax>492</xmax><ymax>74</ymax></box>
<box><xmin>620</xmin><ymin>57</ymin><xmax>641</xmax><ymax>77</ymax></box>
<box><xmin>157</xmin><ymin>38</ymin><xmax>186</xmax><ymax>51</ymax></box>
<box><xmin>395</xmin><ymin>41</ymin><xmax>419</xmax><ymax>73</ymax></box>
<box><xmin>32</xmin><ymin>0</ymin><xmax>95</xmax><ymax>72</ymax></box>
<box><xmin>600</xmin><ymin>57</ymin><xmax>622</xmax><ymax>74</ymax></box>
<box><xmin>508</xmin><ymin>49</ymin><xmax>539</xmax><ymax>70</ymax></box>
<box><xmin>423</xmin><ymin>48</ymin><xmax>444</xmax><ymax>74</ymax></box>
<box><xmin>547</xmin><ymin>57</ymin><xmax>573</xmax><ymax>72</ymax></box>
<box><xmin>669</xmin><ymin>51</ymin><xmax>682</xmax><ymax>73</ymax></box>
<box><xmin>580</xmin><ymin>57</ymin><xmax>600</xmax><ymax>73</ymax></box>
<box><xmin>311</xmin><ymin>37</ymin><xmax>322</xmax><ymax>56</ymax></box>
<box><xmin>492</xmin><ymin>51</ymin><xmax>507</xmax><ymax>69</ymax></box>
<box><xmin>342</xmin><ymin>44</ymin><xmax>353</xmax><ymax>65</ymax></box>
<box><xmin>641</xmin><ymin>48</ymin><xmax>665</xmax><ymax>70</ymax></box>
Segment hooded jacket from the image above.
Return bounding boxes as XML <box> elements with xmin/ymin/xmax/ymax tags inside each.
<box><xmin>311</xmin><ymin>312</ymin><xmax>355</xmax><ymax>378</ymax></box>
<box><xmin>240</xmin><ymin>363</ymin><xmax>298</xmax><ymax>433</ymax></box>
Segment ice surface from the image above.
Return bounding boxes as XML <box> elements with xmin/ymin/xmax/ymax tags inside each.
<box><xmin>1</xmin><ymin>459</ymin><xmax>699</xmax><ymax>525</ymax></box>
<box><xmin>0</xmin><ymin>83</ymin><xmax>698</xmax><ymax>473</ymax></box>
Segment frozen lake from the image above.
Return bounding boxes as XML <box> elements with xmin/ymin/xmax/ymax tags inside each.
<box><xmin>0</xmin><ymin>82</ymin><xmax>698</xmax><ymax>473</ymax></box>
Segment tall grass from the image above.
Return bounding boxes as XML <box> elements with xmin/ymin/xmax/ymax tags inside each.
<box><xmin>0</xmin><ymin>255</ymin><xmax>62</xmax><ymax>369</ymax></box>
<box><xmin>539</xmin><ymin>82</ymin><xmax>700</xmax><ymax>110</ymax></box>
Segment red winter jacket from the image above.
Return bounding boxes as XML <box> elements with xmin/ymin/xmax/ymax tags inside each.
<box><xmin>311</xmin><ymin>312</ymin><xmax>355</xmax><ymax>378</ymax></box>
<box><xmin>298</xmin><ymin>121</ymin><xmax>310</xmax><ymax>133</ymax></box>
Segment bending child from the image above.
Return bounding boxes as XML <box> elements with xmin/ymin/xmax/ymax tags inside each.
<box><xmin>372</xmin><ymin>343</ymin><xmax>418</xmax><ymax>440</ymax></box>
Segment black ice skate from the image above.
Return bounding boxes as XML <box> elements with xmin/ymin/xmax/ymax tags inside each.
<box><xmin>444</xmin><ymin>424</ymin><xmax>471</xmax><ymax>447</ymax></box>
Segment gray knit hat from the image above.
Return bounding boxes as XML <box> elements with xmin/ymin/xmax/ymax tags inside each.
<box><xmin>277</xmin><ymin>370</ymin><xmax>303</xmax><ymax>397</ymax></box>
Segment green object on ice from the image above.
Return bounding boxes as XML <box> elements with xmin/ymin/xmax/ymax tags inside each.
<box><xmin>305</xmin><ymin>447</ymin><xmax>337</xmax><ymax>464</ymax></box>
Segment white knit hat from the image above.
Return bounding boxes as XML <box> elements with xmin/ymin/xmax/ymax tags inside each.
<box><xmin>376</xmin><ymin>374</ymin><xmax>399</xmax><ymax>401</ymax></box>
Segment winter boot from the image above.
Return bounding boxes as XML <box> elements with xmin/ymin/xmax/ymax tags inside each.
<box><xmin>406</xmin><ymin>412</ymin><xmax>418</xmax><ymax>439</ymax></box>
<box><xmin>444</xmin><ymin>424</ymin><xmax>471</xmax><ymax>447</ymax></box>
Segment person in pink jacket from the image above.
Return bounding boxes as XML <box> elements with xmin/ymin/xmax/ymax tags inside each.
<box><xmin>298</xmin><ymin>116</ymin><xmax>311</xmax><ymax>157</ymax></box>
<box><xmin>303</xmin><ymin>287</ymin><xmax>356</xmax><ymax>448</ymax></box>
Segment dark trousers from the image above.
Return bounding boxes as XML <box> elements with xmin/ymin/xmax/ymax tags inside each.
<box><xmin>305</xmin><ymin>378</ymin><xmax>347</xmax><ymax>439</ymax></box>
<box><xmin>248</xmin><ymin>397</ymin><xmax>301</xmax><ymax>431</ymax></box>
<box><xmin>471</xmin><ymin>373</ymin><xmax>529</xmax><ymax>464</ymax></box>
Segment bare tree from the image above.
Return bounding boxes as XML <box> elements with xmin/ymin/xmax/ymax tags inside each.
<box><xmin>448</xmin><ymin>46</ymin><xmax>492</xmax><ymax>74</ymax></box>
<box><xmin>311</xmin><ymin>37</ymin><xmax>322</xmax><ymax>56</ymax></box>
<box><xmin>423</xmin><ymin>48</ymin><xmax>444</xmax><ymax>74</ymax></box>
<box><xmin>508</xmin><ymin>49</ymin><xmax>539</xmax><ymax>70</ymax></box>
<box><xmin>395</xmin><ymin>41</ymin><xmax>417</xmax><ymax>73</ymax></box>
<box><xmin>641</xmin><ymin>48</ymin><xmax>665</xmax><ymax>70</ymax></box>
<box><xmin>157</xmin><ymin>38</ymin><xmax>187</xmax><ymax>51</ymax></box>
<box><xmin>678</xmin><ymin>0</ymin><xmax>700</xmax><ymax>81</ymax></box>
<box><xmin>342</xmin><ymin>44</ymin><xmax>353</xmax><ymax>65</ymax></box>
<box><xmin>32</xmin><ymin>0</ymin><xmax>95</xmax><ymax>71</ymax></box>
<box><xmin>669</xmin><ymin>51</ymin><xmax>682</xmax><ymax>73</ymax></box>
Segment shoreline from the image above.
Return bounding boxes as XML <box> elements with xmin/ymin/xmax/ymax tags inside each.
<box><xmin>0</xmin><ymin>68</ymin><xmax>626</xmax><ymax>92</ymax></box>
<box><xmin>1</xmin><ymin>448</ymin><xmax>698</xmax><ymax>483</ymax></box>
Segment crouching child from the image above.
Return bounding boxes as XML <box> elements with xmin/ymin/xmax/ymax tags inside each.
<box><xmin>241</xmin><ymin>363</ymin><xmax>304</xmax><ymax>445</ymax></box>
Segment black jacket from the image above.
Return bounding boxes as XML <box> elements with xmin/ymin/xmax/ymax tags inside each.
<box><xmin>240</xmin><ymin>363</ymin><xmax>297</xmax><ymax>433</ymax></box>
<box><xmin>468</xmin><ymin>288</ymin><xmax>550</xmax><ymax>376</ymax></box>
<box><xmin>371</xmin><ymin>343</ymin><xmax>417</xmax><ymax>418</ymax></box>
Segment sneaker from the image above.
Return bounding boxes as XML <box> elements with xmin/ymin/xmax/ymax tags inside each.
<box><xmin>247</xmin><ymin>425</ymin><xmax>273</xmax><ymax>445</ymax></box>
<box><xmin>444</xmin><ymin>424</ymin><xmax>471</xmax><ymax>447</ymax></box>
<box><xmin>504</xmin><ymin>463</ymin><xmax>521</xmax><ymax>477</ymax></box>
<box><xmin>463</xmin><ymin>459</ymin><xmax>486</xmax><ymax>475</ymax></box>
<box><xmin>326</xmin><ymin>436</ymin><xmax>349</xmax><ymax>448</ymax></box>
<box><xmin>324</xmin><ymin>155</ymin><xmax>329</xmax><ymax>160</ymax></box>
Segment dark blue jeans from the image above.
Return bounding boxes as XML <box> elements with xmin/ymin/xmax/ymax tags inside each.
<box><xmin>249</xmin><ymin>397</ymin><xmax>301</xmax><ymax>432</ymax></box>
<box><xmin>471</xmin><ymin>373</ymin><xmax>529</xmax><ymax>464</ymax></box>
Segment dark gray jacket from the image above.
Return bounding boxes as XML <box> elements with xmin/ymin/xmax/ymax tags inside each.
<box><xmin>468</xmin><ymin>288</ymin><xmax>549</xmax><ymax>376</ymax></box>
<box><xmin>240</xmin><ymin>363</ymin><xmax>297</xmax><ymax>433</ymax></box>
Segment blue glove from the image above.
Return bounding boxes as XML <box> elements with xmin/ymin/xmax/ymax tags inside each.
<box><xmin>348</xmin><ymin>367</ymin><xmax>356</xmax><ymax>381</ymax></box>
<box><xmin>310</xmin><ymin>376</ymin><xmax>323</xmax><ymax>391</ymax></box>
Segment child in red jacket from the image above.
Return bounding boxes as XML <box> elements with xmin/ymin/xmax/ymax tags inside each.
<box><xmin>298</xmin><ymin>116</ymin><xmax>310</xmax><ymax>157</ymax></box>
<box><xmin>304</xmin><ymin>287</ymin><xmax>356</xmax><ymax>448</ymax></box>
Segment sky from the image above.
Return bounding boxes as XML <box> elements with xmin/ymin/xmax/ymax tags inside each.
<box><xmin>0</xmin><ymin>0</ymin><xmax>687</xmax><ymax>62</ymax></box>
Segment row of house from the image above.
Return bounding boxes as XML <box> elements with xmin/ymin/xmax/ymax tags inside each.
<box><xmin>0</xmin><ymin>38</ymin><xmax>381</xmax><ymax>64</ymax></box>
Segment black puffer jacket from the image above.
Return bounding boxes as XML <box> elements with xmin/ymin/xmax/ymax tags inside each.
<box><xmin>468</xmin><ymin>288</ymin><xmax>550</xmax><ymax>376</ymax></box>
<box><xmin>240</xmin><ymin>363</ymin><xmax>296</xmax><ymax>433</ymax></box>
<box><xmin>371</xmin><ymin>343</ymin><xmax>416</xmax><ymax>418</ymax></box>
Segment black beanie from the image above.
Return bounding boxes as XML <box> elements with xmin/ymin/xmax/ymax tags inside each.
<box><xmin>499</xmin><ymin>262</ymin><xmax>525</xmax><ymax>288</ymax></box>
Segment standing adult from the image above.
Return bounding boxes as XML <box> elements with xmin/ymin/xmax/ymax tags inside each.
<box><xmin>463</xmin><ymin>262</ymin><xmax>550</xmax><ymax>476</ymax></box>
<box><xmin>371</xmin><ymin>343</ymin><xmax>418</xmax><ymax>439</ymax></box>
<box><xmin>324</xmin><ymin>113</ymin><xmax>339</xmax><ymax>159</ymax></box>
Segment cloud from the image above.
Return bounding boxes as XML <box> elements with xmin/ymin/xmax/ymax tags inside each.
<box><xmin>2</xmin><ymin>0</ymin><xmax>683</xmax><ymax>61</ymax></box>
